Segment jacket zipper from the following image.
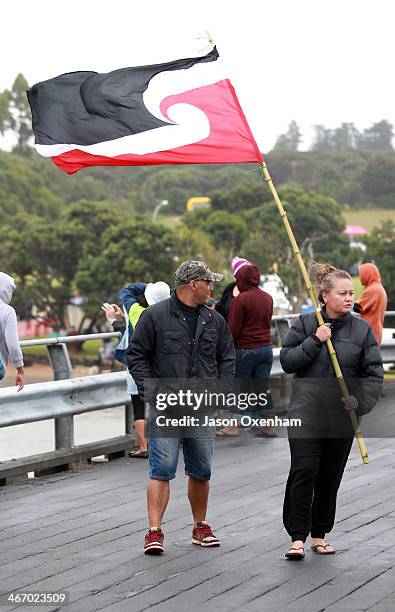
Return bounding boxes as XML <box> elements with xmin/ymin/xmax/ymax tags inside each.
<box><xmin>178</xmin><ymin>312</ymin><xmax>212</xmax><ymax>376</ymax></box>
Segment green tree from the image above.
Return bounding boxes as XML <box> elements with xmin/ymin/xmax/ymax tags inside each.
<box><xmin>0</xmin><ymin>201</ymin><xmax>176</xmax><ymax>334</ymax></box>
<box><xmin>180</xmin><ymin>208</ymin><xmax>212</xmax><ymax>232</ymax></box>
<box><xmin>359</xmin><ymin>120</ymin><xmax>394</xmax><ymax>152</ymax></box>
<box><xmin>332</xmin><ymin>123</ymin><xmax>360</xmax><ymax>149</ymax></box>
<box><xmin>359</xmin><ymin>154</ymin><xmax>395</xmax><ymax>208</ymax></box>
<box><xmin>274</xmin><ymin>120</ymin><xmax>302</xmax><ymax>151</ymax></box>
<box><xmin>209</xmin><ymin>180</ymin><xmax>271</xmax><ymax>214</ymax></box>
<box><xmin>74</xmin><ymin>216</ymin><xmax>176</xmax><ymax>323</ymax></box>
<box><xmin>0</xmin><ymin>74</ymin><xmax>32</xmax><ymax>155</ymax></box>
<box><xmin>0</xmin><ymin>150</ymin><xmax>62</xmax><ymax>219</ymax></box>
<box><xmin>363</xmin><ymin>221</ymin><xmax>395</xmax><ymax>309</ymax></box>
<box><xmin>138</xmin><ymin>167</ymin><xmax>203</xmax><ymax>214</ymax></box>
<box><xmin>0</xmin><ymin>89</ymin><xmax>12</xmax><ymax>135</ymax></box>
<box><xmin>242</xmin><ymin>185</ymin><xmax>351</xmax><ymax>309</ymax></box>
<box><xmin>203</xmin><ymin>210</ymin><xmax>247</xmax><ymax>259</ymax></box>
<box><xmin>0</xmin><ymin>213</ymin><xmax>85</xmax><ymax>329</ymax></box>
<box><xmin>174</xmin><ymin>224</ymin><xmax>228</xmax><ymax>287</ymax></box>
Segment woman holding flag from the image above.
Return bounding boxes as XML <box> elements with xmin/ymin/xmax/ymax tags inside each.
<box><xmin>280</xmin><ymin>263</ymin><xmax>383</xmax><ymax>559</ymax></box>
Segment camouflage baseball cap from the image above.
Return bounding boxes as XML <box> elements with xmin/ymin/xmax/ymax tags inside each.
<box><xmin>174</xmin><ymin>260</ymin><xmax>223</xmax><ymax>286</ymax></box>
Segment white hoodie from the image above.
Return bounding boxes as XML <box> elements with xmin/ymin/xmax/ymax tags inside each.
<box><xmin>0</xmin><ymin>272</ymin><xmax>24</xmax><ymax>368</ymax></box>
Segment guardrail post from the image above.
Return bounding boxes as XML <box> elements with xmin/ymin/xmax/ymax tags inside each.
<box><xmin>47</xmin><ymin>344</ymin><xmax>74</xmax><ymax>449</ymax></box>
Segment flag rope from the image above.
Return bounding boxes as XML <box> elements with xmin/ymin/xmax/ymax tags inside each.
<box><xmin>260</xmin><ymin>162</ymin><xmax>368</xmax><ymax>464</ymax></box>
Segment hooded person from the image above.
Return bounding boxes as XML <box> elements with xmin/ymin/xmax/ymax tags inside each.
<box><xmin>215</xmin><ymin>256</ymin><xmax>250</xmax><ymax>321</ymax></box>
<box><xmin>228</xmin><ymin>264</ymin><xmax>273</xmax><ymax>349</ymax></box>
<box><xmin>354</xmin><ymin>263</ymin><xmax>387</xmax><ymax>345</ymax></box>
<box><xmin>0</xmin><ymin>272</ymin><xmax>24</xmax><ymax>390</ymax></box>
<box><xmin>218</xmin><ymin>263</ymin><xmax>276</xmax><ymax>437</ymax></box>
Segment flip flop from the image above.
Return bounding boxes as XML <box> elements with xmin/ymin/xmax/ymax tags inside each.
<box><xmin>285</xmin><ymin>546</ymin><xmax>305</xmax><ymax>560</ymax></box>
<box><xmin>311</xmin><ymin>543</ymin><xmax>336</xmax><ymax>555</ymax></box>
<box><xmin>128</xmin><ymin>450</ymin><xmax>149</xmax><ymax>458</ymax></box>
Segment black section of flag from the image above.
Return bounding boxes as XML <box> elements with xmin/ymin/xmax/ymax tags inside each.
<box><xmin>27</xmin><ymin>47</ymin><xmax>219</xmax><ymax>147</ymax></box>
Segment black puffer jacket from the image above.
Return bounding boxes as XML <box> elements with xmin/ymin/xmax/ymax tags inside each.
<box><xmin>280</xmin><ymin>310</ymin><xmax>383</xmax><ymax>421</ymax></box>
<box><xmin>127</xmin><ymin>294</ymin><xmax>235</xmax><ymax>396</ymax></box>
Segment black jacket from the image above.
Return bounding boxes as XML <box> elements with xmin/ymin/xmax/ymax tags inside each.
<box><xmin>127</xmin><ymin>294</ymin><xmax>235</xmax><ymax>396</ymax></box>
<box><xmin>215</xmin><ymin>282</ymin><xmax>236</xmax><ymax>321</ymax></box>
<box><xmin>280</xmin><ymin>310</ymin><xmax>383</xmax><ymax>420</ymax></box>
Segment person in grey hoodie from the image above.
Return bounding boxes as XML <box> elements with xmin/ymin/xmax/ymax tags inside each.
<box><xmin>0</xmin><ymin>272</ymin><xmax>24</xmax><ymax>390</ymax></box>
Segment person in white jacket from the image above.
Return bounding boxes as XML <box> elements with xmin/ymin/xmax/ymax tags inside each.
<box><xmin>0</xmin><ymin>272</ymin><xmax>24</xmax><ymax>390</ymax></box>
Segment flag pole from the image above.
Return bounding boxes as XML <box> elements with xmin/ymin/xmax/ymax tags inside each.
<box><xmin>260</xmin><ymin>161</ymin><xmax>368</xmax><ymax>464</ymax></box>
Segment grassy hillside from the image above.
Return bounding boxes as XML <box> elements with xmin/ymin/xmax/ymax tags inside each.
<box><xmin>343</xmin><ymin>208</ymin><xmax>395</xmax><ymax>231</ymax></box>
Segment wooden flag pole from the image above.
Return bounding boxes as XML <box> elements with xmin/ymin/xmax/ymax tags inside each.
<box><xmin>261</xmin><ymin>162</ymin><xmax>368</xmax><ymax>464</ymax></box>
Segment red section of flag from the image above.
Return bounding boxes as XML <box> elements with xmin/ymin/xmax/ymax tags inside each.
<box><xmin>52</xmin><ymin>80</ymin><xmax>263</xmax><ymax>174</ymax></box>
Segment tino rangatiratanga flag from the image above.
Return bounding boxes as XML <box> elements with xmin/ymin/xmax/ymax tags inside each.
<box><xmin>27</xmin><ymin>46</ymin><xmax>263</xmax><ymax>174</ymax></box>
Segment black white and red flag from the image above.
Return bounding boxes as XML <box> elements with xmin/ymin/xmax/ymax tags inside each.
<box><xmin>27</xmin><ymin>47</ymin><xmax>263</xmax><ymax>174</ymax></box>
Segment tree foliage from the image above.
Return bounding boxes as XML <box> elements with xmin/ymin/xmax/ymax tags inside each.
<box><xmin>0</xmin><ymin>74</ymin><xmax>32</xmax><ymax>155</ymax></box>
<box><xmin>0</xmin><ymin>201</ymin><xmax>176</xmax><ymax>331</ymax></box>
<box><xmin>0</xmin><ymin>84</ymin><xmax>393</xmax><ymax>324</ymax></box>
<box><xmin>241</xmin><ymin>185</ymin><xmax>351</xmax><ymax>307</ymax></box>
<box><xmin>363</xmin><ymin>221</ymin><xmax>395</xmax><ymax>309</ymax></box>
<box><xmin>312</xmin><ymin>120</ymin><xmax>394</xmax><ymax>153</ymax></box>
<box><xmin>179</xmin><ymin>184</ymin><xmax>353</xmax><ymax>309</ymax></box>
<box><xmin>274</xmin><ymin>120</ymin><xmax>302</xmax><ymax>151</ymax></box>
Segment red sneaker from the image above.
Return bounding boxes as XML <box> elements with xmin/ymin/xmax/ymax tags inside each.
<box><xmin>144</xmin><ymin>528</ymin><xmax>164</xmax><ymax>554</ymax></box>
<box><xmin>192</xmin><ymin>522</ymin><xmax>220</xmax><ymax>547</ymax></box>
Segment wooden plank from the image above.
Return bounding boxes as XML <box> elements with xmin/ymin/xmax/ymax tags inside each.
<box><xmin>0</xmin><ymin>435</ymin><xmax>134</xmax><ymax>481</ymax></box>
<box><xmin>0</xmin><ymin>390</ymin><xmax>394</xmax><ymax>611</ymax></box>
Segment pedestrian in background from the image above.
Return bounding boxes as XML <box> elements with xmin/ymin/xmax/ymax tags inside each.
<box><xmin>103</xmin><ymin>281</ymin><xmax>170</xmax><ymax>458</ymax></box>
<box><xmin>0</xmin><ymin>272</ymin><xmax>24</xmax><ymax>391</ymax></box>
<box><xmin>215</xmin><ymin>256</ymin><xmax>250</xmax><ymax>321</ymax></box>
<box><xmin>218</xmin><ymin>262</ymin><xmax>276</xmax><ymax>437</ymax></box>
<box><xmin>354</xmin><ymin>263</ymin><xmax>388</xmax><ymax>345</ymax></box>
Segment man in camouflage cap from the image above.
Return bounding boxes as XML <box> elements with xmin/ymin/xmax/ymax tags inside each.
<box><xmin>128</xmin><ymin>259</ymin><xmax>234</xmax><ymax>555</ymax></box>
<box><xmin>175</xmin><ymin>260</ymin><xmax>223</xmax><ymax>286</ymax></box>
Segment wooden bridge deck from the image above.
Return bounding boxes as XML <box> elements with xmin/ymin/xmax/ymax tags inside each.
<box><xmin>0</xmin><ymin>384</ymin><xmax>394</xmax><ymax>611</ymax></box>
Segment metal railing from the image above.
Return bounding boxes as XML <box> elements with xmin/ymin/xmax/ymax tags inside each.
<box><xmin>0</xmin><ymin>370</ymin><xmax>133</xmax><ymax>485</ymax></box>
<box><xmin>0</xmin><ymin>314</ymin><xmax>393</xmax><ymax>485</ymax></box>
<box><xmin>19</xmin><ymin>332</ymin><xmax>122</xmax><ymax>450</ymax></box>
<box><xmin>19</xmin><ymin>331</ymin><xmax>120</xmax><ymax>347</ymax></box>
<box><xmin>0</xmin><ymin>372</ymin><xmax>129</xmax><ymax>429</ymax></box>
<box><xmin>0</xmin><ymin>332</ymin><xmax>132</xmax><ymax>484</ymax></box>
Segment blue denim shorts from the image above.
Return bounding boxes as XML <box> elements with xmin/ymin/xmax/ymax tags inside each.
<box><xmin>148</xmin><ymin>435</ymin><xmax>215</xmax><ymax>481</ymax></box>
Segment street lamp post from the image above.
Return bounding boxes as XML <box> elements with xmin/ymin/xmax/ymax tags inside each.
<box><xmin>152</xmin><ymin>199</ymin><xmax>169</xmax><ymax>223</ymax></box>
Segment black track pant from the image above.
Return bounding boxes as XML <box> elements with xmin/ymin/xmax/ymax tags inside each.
<box><xmin>283</xmin><ymin>435</ymin><xmax>353</xmax><ymax>542</ymax></box>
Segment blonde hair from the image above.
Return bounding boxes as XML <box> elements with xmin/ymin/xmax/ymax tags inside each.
<box><xmin>309</xmin><ymin>261</ymin><xmax>352</xmax><ymax>303</ymax></box>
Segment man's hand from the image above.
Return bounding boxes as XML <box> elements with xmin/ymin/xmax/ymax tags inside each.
<box><xmin>315</xmin><ymin>324</ymin><xmax>332</xmax><ymax>343</ymax></box>
<box><xmin>342</xmin><ymin>395</ymin><xmax>358</xmax><ymax>412</ymax></box>
<box><xmin>101</xmin><ymin>303</ymin><xmax>125</xmax><ymax>323</ymax></box>
<box><xmin>16</xmin><ymin>367</ymin><xmax>24</xmax><ymax>392</ymax></box>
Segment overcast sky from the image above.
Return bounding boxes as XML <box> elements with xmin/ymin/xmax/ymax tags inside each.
<box><xmin>1</xmin><ymin>0</ymin><xmax>394</xmax><ymax>153</ymax></box>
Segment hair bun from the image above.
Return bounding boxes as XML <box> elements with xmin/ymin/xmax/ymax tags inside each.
<box><xmin>308</xmin><ymin>261</ymin><xmax>351</xmax><ymax>303</ymax></box>
<box><xmin>309</xmin><ymin>261</ymin><xmax>337</xmax><ymax>286</ymax></box>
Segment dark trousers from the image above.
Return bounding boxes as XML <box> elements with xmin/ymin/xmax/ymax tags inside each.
<box><xmin>283</xmin><ymin>435</ymin><xmax>353</xmax><ymax>542</ymax></box>
<box><xmin>232</xmin><ymin>345</ymin><xmax>274</xmax><ymax>417</ymax></box>
<box><xmin>131</xmin><ymin>394</ymin><xmax>145</xmax><ymax>421</ymax></box>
